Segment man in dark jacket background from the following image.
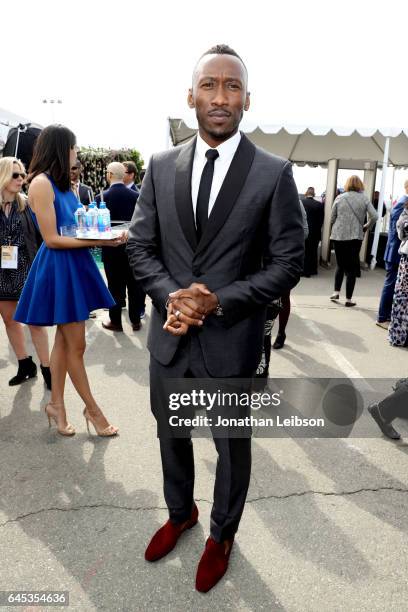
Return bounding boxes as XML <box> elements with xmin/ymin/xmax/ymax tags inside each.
<box><xmin>301</xmin><ymin>187</ymin><xmax>324</xmax><ymax>276</ymax></box>
<box><xmin>96</xmin><ymin>162</ymin><xmax>144</xmax><ymax>332</ymax></box>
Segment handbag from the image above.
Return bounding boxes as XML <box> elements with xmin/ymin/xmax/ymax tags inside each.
<box><xmin>399</xmin><ymin>240</ymin><xmax>408</xmax><ymax>255</ymax></box>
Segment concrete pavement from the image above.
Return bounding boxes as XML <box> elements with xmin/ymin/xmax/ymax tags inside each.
<box><xmin>0</xmin><ymin>266</ymin><xmax>407</xmax><ymax>611</ymax></box>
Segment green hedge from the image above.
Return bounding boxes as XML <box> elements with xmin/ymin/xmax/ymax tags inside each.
<box><xmin>78</xmin><ymin>147</ymin><xmax>144</xmax><ymax>197</ymax></box>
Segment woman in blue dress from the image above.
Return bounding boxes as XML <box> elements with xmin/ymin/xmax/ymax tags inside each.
<box><xmin>15</xmin><ymin>125</ymin><xmax>124</xmax><ymax>436</ymax></box>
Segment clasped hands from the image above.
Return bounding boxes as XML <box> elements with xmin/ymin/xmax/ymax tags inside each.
<box><xmin>163</xmin><ymin>283</ymin><xmax>218</xmax><ymax>336</ymax></box>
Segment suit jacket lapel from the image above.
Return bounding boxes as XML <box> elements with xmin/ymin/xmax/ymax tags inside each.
<box><xmin>175</xmin><ymin>137</ymin><xmax>197</xmax><ymax>252</ymax></box>
<box><xmin>194</xmin><ymin>134</ymin><xmax>256</xmax><ymax>258</ymax></box>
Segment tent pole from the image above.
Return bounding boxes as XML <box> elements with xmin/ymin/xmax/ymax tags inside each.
<box><xmin>320</xmin><ymin>158</ymin><xmax>338</xmax><ymax>266</ymax></box>
<box><xmin>14</xmin><ymin>127</ymin><xmax>21</xmax><ymax>158</ymax></box>
<box><xmin>390</xmin><ymin>166</ymin><xmax>396</xmax><ymax>206</ymax></box>
<box><xmin>370</xmin><ymin>137</ymin><xmax>390</xmax><ymax>270</ymax></box>
<box><xmin>360</xmin><ymin>164</ymin><xmax>377</xmax><ymax>267</ymax></box>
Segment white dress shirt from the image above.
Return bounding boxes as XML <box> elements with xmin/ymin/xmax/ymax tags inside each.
<box><xmin>191</xmin><ymin>131</ymin><xmax>241</xmax><ymax>221</ymax></box>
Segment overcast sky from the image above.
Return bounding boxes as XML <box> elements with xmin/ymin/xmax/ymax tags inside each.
<box><xmin>2</xmin><ymin>0</ymin><xmax>407</xmax><ymax>193</ymax></box>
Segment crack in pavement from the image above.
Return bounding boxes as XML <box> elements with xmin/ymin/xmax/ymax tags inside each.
<box><xmin>0</xmin><ymin>504</ymin><xmax>168</xmax><ymax>528</ymax></box>
<box><xmin>244</xmin><ymin>485</ymin><xmax>408</xmax><ymax>502</ymax></box>
<box><xmin>1</xmin><ymin>486</ymin><xmax>408</xmax><ymax>528</ymax></box>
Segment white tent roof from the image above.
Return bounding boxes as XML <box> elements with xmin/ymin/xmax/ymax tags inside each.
<box><xmin>0</xmin><ymin>107</ymin><xmax>41</xmax><ymax>150</ymax></box>
<box><xmin>169</xmin><ymin>118</ymin><xmax>408</xmax><ymax>167</ymax></box>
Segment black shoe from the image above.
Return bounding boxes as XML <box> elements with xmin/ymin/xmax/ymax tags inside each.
<box><xmin>368</xmin><ymin>403</ymin><xmax>401</xmax><ymax>440</ymax></box>
<box><xmin>9</xmin><ymin>356</ymin><xmax>37</xmax><ymax>386</ymax></box>
<box><xmin>273</xmin><ymin>332</ymin><xmax>286</xmax><ymax>350</ymax></box>
<box><xmin>102</xmin><ymin>321</ymin><xmax>123</xmax><ymax>332</ymax></box>
<box><xmin>40</xmin><ymin>365</ymin><xmax>52</xmax><ymax>390</ymax></box>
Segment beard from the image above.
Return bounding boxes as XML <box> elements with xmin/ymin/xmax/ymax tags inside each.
<box><xmin>196</xmin><ymin>108</ymin><xmax>243</xmax><ymax>142</ymax></box>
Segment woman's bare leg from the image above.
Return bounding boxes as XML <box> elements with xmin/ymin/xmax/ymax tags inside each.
<box><xmin>0</xmin><ymin>301</ymin><xmax>28</xmax><ymax>360</ymax></box>
<box><xmin>47</xmin><ymin>325</ymin><xmax>71</xmax><ymax>430</ymax></box>
<box><xmin>60</xmin><ymin>321</ymin><xmax>116</xmax><ymax>430</ymax></box>
<box><xmin>50</xmin><ymin>326</ymin><xmax>67</xmax><ymax>403</ymax></box>
<box><xmin>29</xmin><ymin>325</ymin><xmax>50</xmax><ymax>366</ymax></box>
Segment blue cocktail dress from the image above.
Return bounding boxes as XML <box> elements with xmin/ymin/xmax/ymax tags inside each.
<box><xmin>15</xmin><ymin>176</ymin><xmax>115</xmax><ymax>325</ymax></box>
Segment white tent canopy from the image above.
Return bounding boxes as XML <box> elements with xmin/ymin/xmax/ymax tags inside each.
<box><xmin>169</xmin><ymin>118</ymin><xmax>407</xmax><ymax>267</ymax></box>
<box><xmin>169</xmin><ymin>118</ymin><xmax>408</xmax><ymax>167</ymax></box>
<box><xmin>0</xmin><ymin>107</ymin><xmax>41</xmax><ymax>151</ymax></box>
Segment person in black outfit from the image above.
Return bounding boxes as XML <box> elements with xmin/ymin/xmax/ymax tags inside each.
<box><xmin>95</xmin><ymin>162</ymin><xmax>144</xmax><ymax>332</ymax></box>
<box><xmin>0</xmin><ymin>157</ymin><xmax>51</xmax><ymax>388</ymax></box>
<box><xmin>301</xmin><ymin>187</ymin><xmax>324</xmax><ymax>276</ymax></box>
<box><xmin>123</xmin><ymin>161</ymin><xmax>145</xmax><ymax>317</ymax></box>
<box><xmin>368</xmin><ymin>379</ymin><xmax>408</xmax><ymax>440</ymax></box>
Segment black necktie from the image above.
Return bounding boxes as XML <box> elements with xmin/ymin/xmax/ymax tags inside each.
<box><xmin>195</xmin><ymin>148</ymin><xmax>219</xmax><ymax>241</ymax></box>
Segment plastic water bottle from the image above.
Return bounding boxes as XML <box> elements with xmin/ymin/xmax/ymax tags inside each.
<box><xmin>86</xmin><ymin>202</ymin><xmax>99</xmax><ymax>238</ymax></box>
<box><xmin>74</xmin><ymin>204</ymin><xmax>87</xmax><ymax>238</ymax></box>
<box><xmin>97</xmin><ymin>202</ymin><xmax>111</xmax><ymax>237</ymax></box>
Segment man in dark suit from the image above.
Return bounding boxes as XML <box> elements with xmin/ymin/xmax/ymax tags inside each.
<box><xmin>301</xmin><ymin>187</ymin><xmax>324</xmax><ymax>276</ymax></box>
<box><xmin>70</xmin><ymin>161</ymin><xmax>93</xmax><ymax>206</ymax></box>
<box><xmin>376</xmin><ymin>182</ymin><xmax>408</xmax><ymax>328</ymax></box>
<box><xmin>127</xmin><ymin>44</ymin><xmax>304</xmax><ymax>592</ymax></box>
<box><xmin>123</xmin><ymin>161</ymin><xmax>140</xmax><ymax>194</ymax></box>
<box><xmin>123</xmin><ymin>161</ymin><xmax>145</xmax><ymax>317</ymax></box>
<box><xmin>96</xmin><ymin>162</ymin><xmax>144</xmax><ymax>332</ymax></box>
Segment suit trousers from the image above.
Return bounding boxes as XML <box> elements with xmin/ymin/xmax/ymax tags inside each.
<box><xmin>303</xmin><ymin>236</ymin><xmax>320</xmax><ymax>276</ymax></box>
<box><xmin>150</xmin><ymin>332</ymin><xmax>253</xmax><ymax>542</ymax></box>
<box><xmin>103</xmin><ymin>250</ymin><xmax>145</xmax><ymax>326</ymax></box>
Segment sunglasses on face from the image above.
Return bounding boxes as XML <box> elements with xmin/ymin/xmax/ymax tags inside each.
<box><xmin>12</xmin><ymin>172</ymin><xmax>26</xmax><ymax>180</ymax></box>
<box><xmin>71</xmin><ymin>166</ymin><xmax>80</xmax><ymax>171</ymax></box>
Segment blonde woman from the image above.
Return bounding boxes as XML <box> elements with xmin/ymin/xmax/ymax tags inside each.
<box><xmin>0</xmin><ymin>157</ymin><xmax>51</xmax><ymax>388</ymax></box>
<box><xmin>330</xmin><ymin>175</ymin><xmax>378</xmax><ymax>306</ymax></box>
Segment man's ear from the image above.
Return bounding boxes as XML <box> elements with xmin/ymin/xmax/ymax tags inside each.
<box><xmin>187</xmin><ymin>88</ymin><xmax>195</xmax><ymax>109</ymax></box>
<box><xmin>244</xmin><ymin>92</ymin><xmax>250</xmax><ymax>112</ymax></box>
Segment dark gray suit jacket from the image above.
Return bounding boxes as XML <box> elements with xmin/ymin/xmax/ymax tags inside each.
<box><xmin>127</xmin><ymin>134</ymin><xmax>304</xmax><ymax>376</ymax></box>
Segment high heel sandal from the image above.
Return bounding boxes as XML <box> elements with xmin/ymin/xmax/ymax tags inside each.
<box><xmin>45</xmin><ymin>402</ymin><xmax>75</xmax><ymax>436</ymax></box>
<box><xmin>83</xmin><ymin>407</ymin><xmax>119</xmax><ymax>437</ymax></box>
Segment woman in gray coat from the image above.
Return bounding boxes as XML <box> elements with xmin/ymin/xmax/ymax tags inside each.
<box><xmin>329</xmin><ymin>175</ymin><xmax>378</xmax><ymax>306</ymax></box>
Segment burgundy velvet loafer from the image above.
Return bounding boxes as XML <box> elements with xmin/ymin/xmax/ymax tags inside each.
<box><xmin>145</xmin><ymin>504</ymin><xmax>199</xmax><ymax>562</ymax></box>
<box><xmin>195</xmin><ymin>536</ymin><xmax>234</xmax><ymax>592</ymax></box>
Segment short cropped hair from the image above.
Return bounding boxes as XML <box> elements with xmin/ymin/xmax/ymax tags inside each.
<box><xmin>107</xmin><ymin>162</ymin><xmax>125</xmax><ymax>180</ymax></box>
<box><xmin>123</xmin><ymin>161</ymin><xmax>138</xmax><ymax>179</ymax></box>
<box><xmin>344</xmin><ymin>175</ymin><xmax>364</xmax><ymax>193</ymax></box>
<box><xmin>193</xmin><ymin>44</ymin><xmax>248</xmax><ymax>87</ymax></box>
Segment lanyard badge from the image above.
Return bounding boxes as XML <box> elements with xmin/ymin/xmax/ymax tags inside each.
<box><xmin>1</xmin><ymin>245</ymin><xmax>18</xmax><ymax>269</ymax></box>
